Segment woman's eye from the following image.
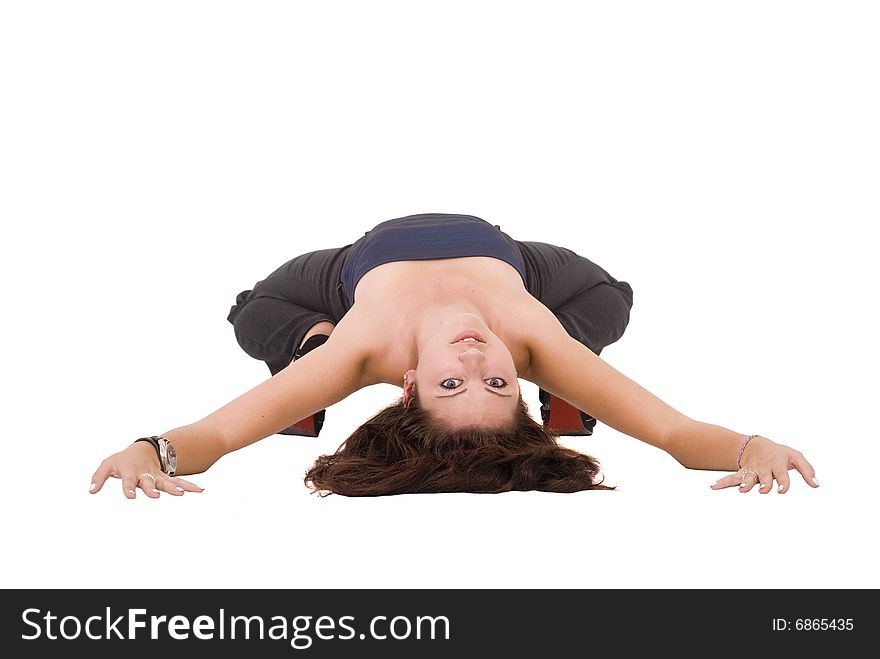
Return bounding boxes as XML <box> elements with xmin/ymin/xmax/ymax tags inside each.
<box><xmin>441</xmin><ymin>378</ymin><xmax>508</xmax><ymax>389</ymax></box>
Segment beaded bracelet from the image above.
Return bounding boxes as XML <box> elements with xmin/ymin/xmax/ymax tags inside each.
<box><xmin>737</xmin><ymin>434</ymin><xmax>760</xmax><ymax>469</ymax></box>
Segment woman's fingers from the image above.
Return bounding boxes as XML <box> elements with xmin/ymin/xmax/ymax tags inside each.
<box><xmin>92</xmin><ymin>466</ymin><xmax>203</xmax><ymax>499</ymax></box>
<box><xmin>155</xmin><ymin>476</ymin><xmax>203</xmax><ymax>496</ymax></box>
<box><xmin>156</xmin><ymin>477</ymin><xmax>183</xmax><ymax>496</ymax></box>
<box><xmin>738</xmin><ymin>469</ymin><xmax>759</xmax><ymax>493</ymax></box>
<box><xmin>91</xmin><ymin>446</ymin><xmax>201</xmax><ymax>499</ymax></box>
<box><xmin>710</xmin><ymin>474</ymin><xmax>744</xmax><ymax>490</ymax></box>
<box><xmin>170</xmin><ymin>477</ymin><xmax>204</xmax><ymax>493</ymax></box>
<box><xmin>90</xmin><ymin>461</ymin><xmax>112</xmax><ymax>493</ymax></box>
<box><xmin>712</xmin><ymin>447</ymin><xmax>819</xmax><ymax>494</ymax></box>
<box><xmin>791</xmin><ymin>452</ymin><xmax>820</xmax><ymax>488</ymax></box>
<box><xmin>775</xmin><ymin>469</ymin><xmax>792</xmax><ymax>494</ymax></box>
<box><xmin>757</xmin><ymin>471</ymin><xmax>775</xmax><ymax>494</ymax></box>
<box><xmin>138</xmin><ymin>474</ymin><xmax>160</xmax><ymax>499</ymax></box>
<box><xmin>122</xmin><ymin>473</ymin><xmax>138</xmax><ymax>499</ymax></box>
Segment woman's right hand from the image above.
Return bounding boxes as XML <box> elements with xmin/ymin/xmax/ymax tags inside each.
<box><xmin>89</xmin><ymin>441</ymin><xmax>204</xmax><ymax>499</ymax></box>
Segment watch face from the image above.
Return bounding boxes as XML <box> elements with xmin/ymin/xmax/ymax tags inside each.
<box><xmin>157</xmin><ymin>438</ymin><xmax>177</xmax><ymax>475</ymax></box>
<box><xmin>166</xmin><ymin>441</ymin><xmax>177</xmax><ymax>472</ymax></box>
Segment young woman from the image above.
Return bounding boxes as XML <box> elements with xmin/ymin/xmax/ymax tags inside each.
<box><xmin>89</xmin><ymin>213</ymin><xmax>818</xmax><ymax>498</ymax></box>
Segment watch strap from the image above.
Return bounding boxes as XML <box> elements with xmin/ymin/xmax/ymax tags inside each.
<box><xmin>134</xmin><ymin>436</ymin><xmax>161</xmax><ymax>462</ymax></box>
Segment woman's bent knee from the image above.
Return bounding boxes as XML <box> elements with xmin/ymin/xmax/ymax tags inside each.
<box><xmin>227</xmin><ymin>289</ymin><xmax>253</xmax><ymax>325</ymax></box>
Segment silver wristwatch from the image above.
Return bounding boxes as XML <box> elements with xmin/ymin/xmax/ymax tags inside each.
<box><xmin>157</xmin><ymin>437</ymin><xmax>177</xmax><ymax>476</ymax></box>
<box><xmin>136</xmin><ymin>435</ymin><xmax>177</xmax><ymax>476</ymax></box>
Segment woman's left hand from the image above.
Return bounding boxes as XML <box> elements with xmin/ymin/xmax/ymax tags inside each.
<box><xmin>709</xmin><ymin>435</ymin><xmax>819</xmax><ymax>494</ymax></box>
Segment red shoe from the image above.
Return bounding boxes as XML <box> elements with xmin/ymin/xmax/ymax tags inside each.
<box><xmin>279</xmin><ymin>409</ymin><xmax>325</xmax><ymax>437</ymax></box>
<box><xmin>539</xmin><ymin>389</ymin><xmax>596</xmax><ymax>436</ymax></box>
<box><xmin>277</xmin><ymin>334</ymin><xmax>330</xmax><ymax>437</ymax></box>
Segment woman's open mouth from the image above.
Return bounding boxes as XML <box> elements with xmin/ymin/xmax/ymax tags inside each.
<box><xmin>451</xmin><ymin>330</ymin><xmax>486</xmax><ymax>344</ymax></box>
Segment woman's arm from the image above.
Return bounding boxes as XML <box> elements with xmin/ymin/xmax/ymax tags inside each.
<box><xmin>165</xmin><ymin>334</ymin><xmax>370</xmax><ymax>474</ymax></box>
<box><xmin>90</xmin><ymin>331</ymin><xmax>371</xmax><ymax>496</ymax></box>
<box><xmin>521</xmin><ymin>305</ymin><xmax>695</xmax><ymax>461</ymax></box>
<box><xmin>520</xmin><ymin>302</ymin><xmax>817</xmax><ymax>491</ymax></box>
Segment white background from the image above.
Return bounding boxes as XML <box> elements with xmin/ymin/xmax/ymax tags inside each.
<box><xmin>2</xmin><ymin>1</ymin><xmax>877</xmax><ymax>590</ymax></box>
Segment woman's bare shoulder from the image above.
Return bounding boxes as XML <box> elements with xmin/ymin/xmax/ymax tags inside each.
<box><xmin>330</xmin><ymin>304</ymin><xmax>408</xmax><ymax>387</ymax></box>
<box><xmin>498</xmin><ymin>294</ymin><xmax>570</xmax><ymax>382</ymax></box>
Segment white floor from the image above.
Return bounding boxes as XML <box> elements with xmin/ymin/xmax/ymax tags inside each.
<box><xmin>2</xmin><ymin>2</ymin><xmax>878</xmax><ymax>590</ymax></box>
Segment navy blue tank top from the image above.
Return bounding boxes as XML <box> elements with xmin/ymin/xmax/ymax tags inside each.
<box><xmin>341</xmin><ymin>213</ymin><xmax>527</xmax><ymax>305</ymax></box>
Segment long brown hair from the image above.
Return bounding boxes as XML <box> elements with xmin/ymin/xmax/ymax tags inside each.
<box><xmin>304</xmin><ymin>392</ymin><xmax>612</xmax><ymax>496</ymax></box>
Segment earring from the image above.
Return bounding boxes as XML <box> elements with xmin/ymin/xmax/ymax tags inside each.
<box><xmin>403</xmin><ymin>373</ymin><xmax>414</xmax><ymax>408</ymax></box>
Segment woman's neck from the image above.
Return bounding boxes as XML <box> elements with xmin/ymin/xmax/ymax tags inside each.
<box><xmin>366</xmin><ymin>296</ymin><xmax>505</xmax><ymax>388</ymax></box>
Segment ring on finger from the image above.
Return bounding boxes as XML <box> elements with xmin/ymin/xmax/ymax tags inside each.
<box><xmin>740</xmin><ymin>469</ymin><xmax>759</xmax><ymax>485</ymax></box>
<box><xmin>139</xmin><ymin>473</ymin><xmax>157</xmax><ymax>485</ymax></box>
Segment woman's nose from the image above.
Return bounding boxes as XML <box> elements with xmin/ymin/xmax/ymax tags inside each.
<box><xmin>458</xmin><ymin>348</ymin><xmax>485</xmax><ymax>365</ymax></box>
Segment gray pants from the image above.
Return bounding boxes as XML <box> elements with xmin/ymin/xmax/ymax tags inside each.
<box><xmin>227</xmin><ymin>241</ymin><xmax>634</xmax><ymax>376</ymax></box>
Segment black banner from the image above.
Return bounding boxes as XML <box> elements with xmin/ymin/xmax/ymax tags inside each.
<box><xmin>0</xmin><ymin>589</ymin><xmax>870</xmax><ymax>656</ymax></box>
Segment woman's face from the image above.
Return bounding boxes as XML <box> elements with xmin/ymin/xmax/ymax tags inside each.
<box><xmin>410</xmin><ymin>313</ymin><xmax>520</xmax><ymax>429</ymax></box>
